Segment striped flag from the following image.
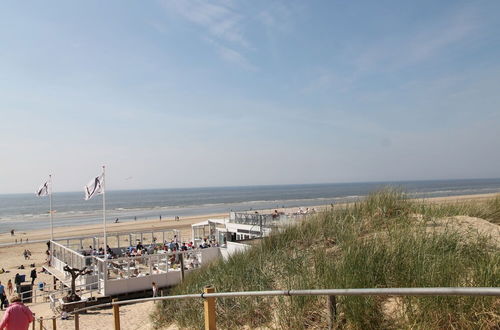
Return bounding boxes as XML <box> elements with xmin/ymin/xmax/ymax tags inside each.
<box><xmin>36</xmin><ymin>181</ymin><xmax>50</xmax><ymax>197</ymax></box>
<box><xmin>84</xmin><ymin>173</ymin><xmax>104</xmax><ymax>200</ymax></box>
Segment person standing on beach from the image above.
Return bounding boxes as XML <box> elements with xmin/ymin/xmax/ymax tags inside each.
<box><xmin>0</xmin><ymin>282</ymin><xmax>5</xmax><ymax>310</ymax></box>
<box><xmin>152</xmin><ymin>282</ymin><xmax>158</xmax><ymax>299</ymax></box>
<box><xmin>30</xmin><ymin>269</ymin><xmax>37</xmax><ymax>285</ymax></box>
<box><xmin>0</xmin><ymin>294</ymin><xmax>34</xmax><ymax>330</ymax></box>
<box><xmin>7</xmin><ymin>280</ymin><xmax>13</xmax><ymax>296</ymax></box>
<box><xmin>14</xmin><ymin>274</ymin><xmax>22</xmax><ymax>287</ymax></box>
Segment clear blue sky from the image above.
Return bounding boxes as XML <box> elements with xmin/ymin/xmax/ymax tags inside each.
<box><xmin>1</xmin><ymin>0</ymin><xmax>499</xmax><ymax>193</ymax></box>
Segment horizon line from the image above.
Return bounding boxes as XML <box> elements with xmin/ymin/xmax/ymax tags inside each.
<box><xmin>1</xmin><ymin>177</ymin><xmax>500</xmax><ymax>196</ymax></box>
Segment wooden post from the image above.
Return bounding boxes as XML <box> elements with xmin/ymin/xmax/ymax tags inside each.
<box><xmin>179</xmin><ymin>253</ymin><xmax>185</xmax><ymax>282</ymax></box>
<box><xmin>32</xmin><ymin>314</ymin><xmax>36</xmax><ymax>330</ymax></box>
<box><xmin>74</xmin><ymin>313</ymin><xmax>79</xmax><ymax>330</ymax></box>
<box><xmin>327</xmin><ymin>295</ymin><xmax>337</xmax><ymax>330</ymax></box>
<box><xmin>113</xmin><ymin>299</ymin><xmax>121</xmax><ymax>330</ymax></box>
<box><xmin>203</xmin><ymin>286</ymin><xmax>216</xmax><ymax>330</ymax></box>
<box><xmin>39</xmin><ymin>317</ymin><xmax>43</xmax><ymax>330</ymax></box>
<box><xmin>52</xmin><ymin>317</ymin><xmax>57</xmax><ymax>330</ymax></box>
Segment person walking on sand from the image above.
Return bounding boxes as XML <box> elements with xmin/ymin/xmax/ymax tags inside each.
<box><xmin>0</xmin><ymin>294</ymin><xmax>34</xmax><ymax>330</ymax></box>
<box><xmin>7</xmin><ymin>280</ymin><xmax>12</xmax><ymax>296</ymax></box>
<box><xmin>152</xmin><ymin>282</ymin><xmax>158</xmax><ymax>298</ymax></box>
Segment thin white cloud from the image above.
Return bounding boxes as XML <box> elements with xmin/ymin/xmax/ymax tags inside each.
<box><xmin>216</xmin><ymin>44</ymin><xmax>257</xmax><ymax>71</ymax></box>
<box><xmin>160</xmin><ymin>0</ymin><xmax>249</xmax><ymax>48</ymax></box>
<box><xmin>406</xmin><ymin>11</ymin><xmax>477</xmax><ymax>63</ymax></box>
<box><xmin>159</xmin><ymin>0</ymin><xmax>257</xmax><ymax>69</ymax></box>
<box><xmin>301</xmin><ymin>69</ymin><xmax>357</xmax><ymax>95</ymax></box>
<box><xmin>148</xmin><ymin>21</ymin><xmax>168</xmax><ymax>35</ymax></box>
<box><xmin>257</xmin><ymin>2</ymin><xmax>300</xmax><ymax>33</ymax></box>
<box><xmin>201</xmin><ymin>37</ymin><xmax>257</xmax><ymax>71</ymax></box>
<box><xmin>353</xmin><ymin>6</ymin><xmax>479</xmax><ymax>73</ymax></box>
<box><xmin>302</xmin><ymin>6</ymin><xmax>480</xmax><ymax>95</ymax></box>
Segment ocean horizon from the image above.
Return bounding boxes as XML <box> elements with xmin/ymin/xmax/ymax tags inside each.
<box><xmin>1</xmin><ymin>178</ymin><xmax>500</xmax><ymax>234</ymax></box>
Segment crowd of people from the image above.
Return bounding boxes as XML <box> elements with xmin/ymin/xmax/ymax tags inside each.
<box><xmin>64</xmin><ymin>236</ymin><xmax>218</xmax><ymax>280</ymax></box>
<box><xmin>80</xmin><ymin>235</ymin><xmax>219</xmax><ymax>260</ymax></box>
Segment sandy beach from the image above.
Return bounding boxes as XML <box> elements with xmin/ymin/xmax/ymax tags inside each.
<box><xmin>2</xmin><ymin>193</ymin><xmax>497</xmax><ymax>246</ymax></box>
<box><xmin>0</xmin><ymin>193</ymin><xmax>497</xmax><ymax>329</ymax></box>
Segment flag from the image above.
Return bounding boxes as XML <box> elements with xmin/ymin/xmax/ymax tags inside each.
<box><xmin>84</xmin><ymin>173</ymin><xmax>104</xmax><ymax>200</ymax></box>
<box><xmin>36</xmin><ymin>181</ymin><xmax>50</xmax><ymax>197</ymax></box>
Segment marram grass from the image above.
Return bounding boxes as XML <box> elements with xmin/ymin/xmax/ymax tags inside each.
<box><xmin>151</xmin><ymin>190</ymin><xmax>500</xmax><ymax>329</ymax></box>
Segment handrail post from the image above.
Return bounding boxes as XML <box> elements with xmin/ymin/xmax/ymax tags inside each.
<box><xmin>203</xmin><ymin>285</ymin><xmax>216</xmax><ymax>330</ymax></box>
<box><xmin>180</xmin><ymin>253</ymin><xmax>185</xmax><ymax>282</ymax></box>
<box><xmin>74</xmin><ymin>313</ymin><xmax>79</xmax><ymax>330</ymax></box>
<box><xmin>327</xmin><ymin>295</ymin><xmax>337</xmax><ymax>330</ymax></box>
<box><xmin>32</xmin><ymin>314</ymin><xmax>36</xmax><ymax>330</ymax></box>
<box><xmin>52</xmin><ymin>316</ymin><xmax>57</xmax><ymax>330</ymax></box>
<box><xmin>39</xmin><ymin>317</ymin><xmax>43</xmax><ymax>330</ymax></box>
<box><xmin>113</xmin><ymin>299</ymin><xmax>121</xmax><ymax>330</ymax></box>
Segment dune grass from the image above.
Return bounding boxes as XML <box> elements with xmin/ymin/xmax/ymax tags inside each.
<box><xmin>151</xmin><ymin>190</ymin><xmax>500</xmax><ymax>329</ymax></box>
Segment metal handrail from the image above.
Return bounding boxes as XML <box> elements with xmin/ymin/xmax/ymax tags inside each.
<box><xmin>19</xmin><ymin>280</ymin><xmax>102</xmax><ymax>303</ymax></box>
<box><xmin>32</xmin><ymin>286</ymin><xmax>500</xmax><ymax>329</ymax></box>
<box><xmin>68</xmin><ymin>287</ymin><xmax>500</xmax><ymax>315</ymax></box>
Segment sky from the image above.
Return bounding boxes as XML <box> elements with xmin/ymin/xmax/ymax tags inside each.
<box><xmin>1</xmin><ymin>0</ymin><xmax>500</xmax><ymax>194</ymax></box>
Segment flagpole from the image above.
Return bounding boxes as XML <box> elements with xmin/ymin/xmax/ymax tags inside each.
<box><xmin>49</xmin><ymin>174</ymin><xmax>53</xmax><ymax>241</ymax></box>
<box><xmin>102</xmin><ymin>165</ymin><xmax>107</xmax><ymax>259</ymax></box>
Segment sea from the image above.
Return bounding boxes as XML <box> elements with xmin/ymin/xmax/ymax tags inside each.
<box><xmin>1</xmin><ymin>178</ymin><xmax>500</xmax><ymax>234</ymax></box>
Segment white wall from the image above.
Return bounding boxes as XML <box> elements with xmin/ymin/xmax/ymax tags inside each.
<box><xmin>104</xmin><ymin>271</ymin><xmax>182</xmax><ymax>296</ymax></box>
<box><xmin>200</xmin><ymin>247</ymin><xmax>222</xmax><ymax>264</ymax></box>
<box><xmin>220</xmin><ymin>242</ymin><xmax>251</xmax><ymax>260</ymax></box>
